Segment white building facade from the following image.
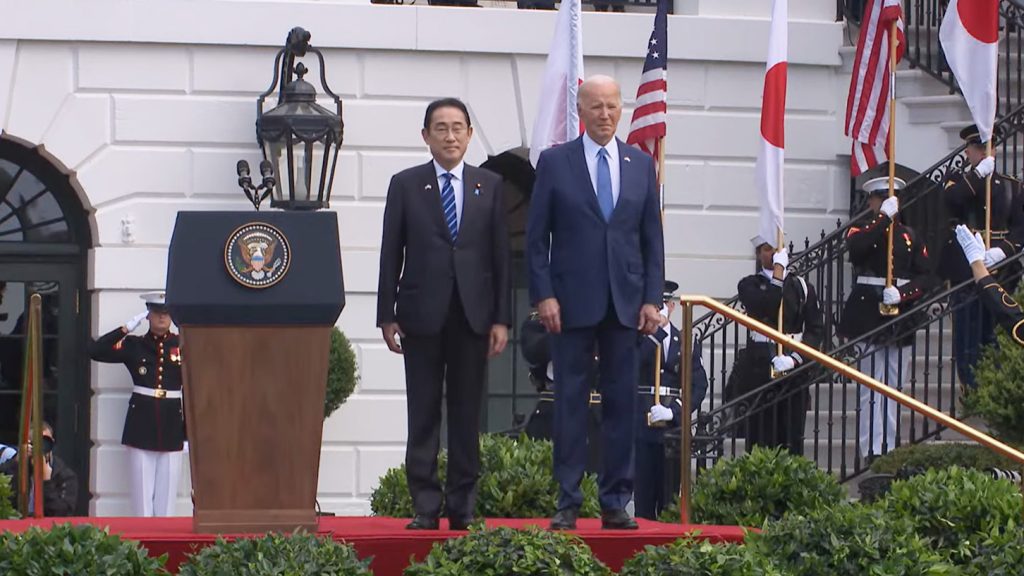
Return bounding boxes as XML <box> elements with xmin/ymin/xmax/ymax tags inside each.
<box><xmin>0</xmin><ymin>0</ymin><xmax>858</xmax><ymax>515</ymax></box>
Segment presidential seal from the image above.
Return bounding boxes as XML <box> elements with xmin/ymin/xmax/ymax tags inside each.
<box><xmin>225</xmin><ymin>222</ymin><xmax>291</xmax><ymax>288</ymax></box>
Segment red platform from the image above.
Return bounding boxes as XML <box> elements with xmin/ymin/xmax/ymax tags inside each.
<box><xmin>0</xmin><ymin>516</ymin><xmax>748</xmax><ymax>574</ymax></box>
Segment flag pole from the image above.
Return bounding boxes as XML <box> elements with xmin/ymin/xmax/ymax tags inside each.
<box><xmin>881</xmin><ymin>18</ymin><xmax>900</xmax><ymax>317</ymax></box>
<box><xmin>985</xmin><ymin>137</ymin><xmax>993</xmax><ymax>249</ymax></box>
<box><xmin>770</xmin><ymin>226</ymin><xmax>785</xmax><ymax>379</ymax></box>
<box><xmin>657</xmin><ymin>137</ymin><xmax>666</xmax><ymax>218</ymax></box>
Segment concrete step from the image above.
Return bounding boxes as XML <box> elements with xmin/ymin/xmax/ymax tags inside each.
<box><xmin>903</xmin><ymin>94</ymin><xmax>971</xmax><ymax>124</ymax></box>
<box><xmin>895</xmin><ymin>69</ymin><xmax>955</xmax><ymax>99</ymax></box>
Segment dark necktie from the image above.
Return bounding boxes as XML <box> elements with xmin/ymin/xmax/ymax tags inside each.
<box><xmin>441</xmin><ymin>172</ymin><xmax>458</xmax><ymax>242</ymax></box>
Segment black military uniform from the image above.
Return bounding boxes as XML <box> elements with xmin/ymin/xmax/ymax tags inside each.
<box><xmin>633</xmin><ymin>281</ymin><xmax>708</xmax><ymax>520</ymax></box>
<box><xmin>727</xmin><ymin>240</ymin><xmax>824</xmax><ymax>456</ymax></box>
<box><xmin>941</xmin><ymin>124</ymin><xmax>1024</xmax><ymax>390</ymax></box>
<box><xmin>840</xmin><ymin>176</ymin><xmax>938</xmax><ymax>458</ymax></box>
<box><xmin>976</xmin><ymin>275</ymin><xmax>1024</xmax><ymax>344</ymax></box>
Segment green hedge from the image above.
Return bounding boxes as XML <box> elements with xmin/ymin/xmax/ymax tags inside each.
<box><xmin>325</xmin><ymin>328</ymin><xmax>358</xmax><ymax>419</ymax></box>
<box><xmin>969</xmin><ymin>322</ymin><xmax>1024</xmax><ymax>446</ymax></box>
<box><xmin>371</xmin><ymin>434</ymin><xmax>600</xmax><ymax>518</ymax></box>
<box><xmin>965</xmin><ymin>528</ymin><xmax>1024</xmax><ymax>576</ymax></box>
<box><xmin>178</xmin><ymin>532</ymin><xmax>372</xmax><ymax>576</ymax></box>
<box><xmin>0</xmin><ymin>473</ymin><xmax>16</xmax><ymax>520</ymax></box>
<box><xmin>870</xmin><ymin>442</ymin><xmax>1022</xmax><ymax>476</ymax></box>
<box><xmin>619</xmin><ymin>537</ymin><xmax>781</xmax><ymax>576</ymax></box>
<box><xmin>660</xmin><ymin>446</ymin><xmax>845</xmax><ymax>526</ymax></box>
<box><xmin>0</xmin><ymin>524</ymin><xmax>168</xmax><ymax>575</ymax></box>
<box><xmin>751</xmin><ymin>505</ymin><xmax>954</xmax><ymax>576</ymax></box>
<box><xmin>880</xmin><ymin>466</ymin><xmax>1023</xmax><ymax>562</ymax></box>
<box><xmin>403</xmin><ymin>526</ymin><xmax>611</xmax><ymax>576</ymax></box>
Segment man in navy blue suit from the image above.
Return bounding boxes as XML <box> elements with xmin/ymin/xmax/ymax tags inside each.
<box><xmin>527</xmin><ymin>75</ymin><xmax>665</xmax><ymax>530</ymax></box>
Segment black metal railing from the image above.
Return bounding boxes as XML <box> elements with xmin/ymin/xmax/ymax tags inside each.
<box><xmin>682</xmin><ymin>251</ymin><xmax>1024</xmax><ymax>483</ymax></box>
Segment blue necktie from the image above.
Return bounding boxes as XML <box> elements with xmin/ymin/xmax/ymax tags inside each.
<box><xmin>441</xmin><ymin>173</ymin><xmax>458</xmax><ymax>242</ymax></box>
<box><xmin>596</xmin><ymin>148</ymin><xmax>614</xmax><ymax>221</ymax></box>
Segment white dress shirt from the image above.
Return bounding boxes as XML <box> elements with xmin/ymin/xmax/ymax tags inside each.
<box><xmin>581</xmin><ymin>133</ymin><xmax>621</xmax><ymax>207</ymax></box>
<box><xmin>433</xmin><ymin>159</ymin><xmax>465</xmax><ymax>229</ymax></box>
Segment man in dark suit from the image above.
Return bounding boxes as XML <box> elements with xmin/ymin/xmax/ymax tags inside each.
<box><xmin>377</xmin><ymin>98</ymin><xmax>510</xmax><ymax>531</ymax></box>
<box><xmin>527</xmin><ymin>75</ymin><xmax>665</xmax><ymax>530</ymax></box>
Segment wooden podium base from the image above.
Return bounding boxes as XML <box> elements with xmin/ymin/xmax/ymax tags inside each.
<box><xmin>193</xmin><ymin>509</ymin><xmax>318</xmax><ymax>534</ymax></box>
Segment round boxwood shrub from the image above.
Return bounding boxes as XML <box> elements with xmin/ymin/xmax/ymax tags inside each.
<box><xmin>0</xmin><ymin>523</ymin><xmax>168</xmax><ymax>575</ymax></box>
<box><xmin>0</xmin><ymin>473</ymin><xmax>17</xmax><ymax>519</ymax></box>
<box><xmin>751</xmin><ymin>504</ymin><xmax>954</xmax><ymax>576</ymax></box>
<box><xmin>370</xmin><ymin>434</ymin><xmax>599</xmax><ymax>518</ymax></box>
<box><xmin>870</xmin><ymin>442</ymin><xmax>1022</xmax><ymax>476</ymax></box>
<box><xmin>403</xmin><ymin>526</ymin><xmax>611</xmax><ymax>576</ymax></box>
<box><xmin>178</xmin><ymin>532</ymin><xmax>371</xmax><ymax>576</ymax></box>
<box><xmin>965</xmin><ymin>528</ymin><xmax>1024</xmax><ymax>576</ymax></box>
<box><xmin>677</xmin><ymin>446</ymin><xmax>845</xmax><ymax>527</ymax></box>
<box><xmin>968</xmin><ymin>321</ymin><xmax>1024</xmax><ymax>446</ymax></box>
<box><xmin>619</xmin><ymin>537</ymin><xmax>782</xmax><ymax>576</ymax></box>
<box><xmin>880</xmin><ymin>466</ymin><xmax>1023</xmax><ymax>560</ymax></box>
<box><xmin>325</xmin><ymin>327</ymin><xmax>358</xmax><ymax>419</ymax></box>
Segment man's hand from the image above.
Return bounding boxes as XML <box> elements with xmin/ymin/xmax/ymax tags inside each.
<box><xmin>638</xmin><ymin>304</ymin><xmax>662</xmax><ymax>335</ymax></box>
<box><xmin>882</xmin><ymin>286</ymin><xmax>901</xmax><ymax>305</ymax></box>
<box><xmin>125</xmin><ymin>311</ymin><xmax>148</xmax><ymax>333</ymax></box>
<box><xmin>649</xmin><ymin>404</ymin><xmax>673</xmax><ymax>423</ymax></box>
<box><xmin>771</xmin><ymin>355</ymin><xmax>796</xmax><ymax>374</ymax></box>
<box><xmin>42</xmin><ymin>454</ymin><xmax>52</xmax><ymax>481</ymax></box>
<box><xmin>975</xmin><ymin>156</ymin><xmax>996</xmax><ymax>178</ymax></box>
<box><xmin>537</xmin><ymin>298</ymin><xmax>562</xmax><ymax>334</ymax></box>
<box><xmin>880</xmin><ymin>196</ymin><xmax>899</xmax><ymax>219</ymax></box>
<box><xmin>489</xmin><ymin>324</ymin><xmax>509</xmax><ymax>357</ymax></box>
<box><xmin>956</xmin><ymin>225</ymin><xmax>986</xmax><ymax>265</ymax></box>
<box><xmin>984</xmin><ymin>247</ymin><xmax>1007</xmax><ymax>267</ymax></box>
<box><xmin>381</xmin><ymin>322</ymin><xmax>405</xmax><ymax>354</ymax></box>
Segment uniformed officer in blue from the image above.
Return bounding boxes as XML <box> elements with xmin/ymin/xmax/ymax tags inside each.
<box><xmin>89</xmin><ymin>292</ymin><xmax>185</xmax><ymax>517</ymax></box>
<box><xmin>633</xmin><ymin>281</ymin><xmax>708</xmax><ymax>520</ymax></box>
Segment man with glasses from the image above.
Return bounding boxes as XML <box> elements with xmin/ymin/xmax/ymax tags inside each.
<box><xmin>377</xmin><ymin>98</ymin><xmax>511</xmax><ymax>531</ymax></box>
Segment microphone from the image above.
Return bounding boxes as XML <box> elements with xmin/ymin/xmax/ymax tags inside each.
<box><xmin>259</xmin><ymin>160</ymin><xmax>276</xmax><ymax>189</ymax></box>
<box><xmin>237</xmin><ymin>160</ymin><xmax>253</xmax><ymax>189</ymax></box>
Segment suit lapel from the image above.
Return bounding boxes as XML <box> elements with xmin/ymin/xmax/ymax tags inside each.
<box><xmin>459</xmin><ymin>165</ymin><xmax>486</xmax><ymax>245</ymax></box>
<box><xmin>615</xmin><ymin>138</ymin><xmax>640</xmax><ymax>215</ymax></box>
<box><xmin>567</xmin><ymin>137</ymin><xmax>605</xmax><ymax>221</ymax></box>
<box><xmin>419</xmin><ymin>161</ymin><xmax>453</xmax><ymax>244</ymax></box>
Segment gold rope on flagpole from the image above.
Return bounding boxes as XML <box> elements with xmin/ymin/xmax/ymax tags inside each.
<box><xmin>880</xmin><ymin>18</ymin><xmax>900</xmax><ymax>317</ymax></box>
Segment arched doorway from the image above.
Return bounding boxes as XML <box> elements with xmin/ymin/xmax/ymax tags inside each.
<box><xmin>0</xmin><ymin>132</ymin><xmax>92</xmax><ymax>514</ymax></box>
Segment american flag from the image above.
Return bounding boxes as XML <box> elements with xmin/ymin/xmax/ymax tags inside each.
<box><xmin>845</xmin><ymin>0</ymin><xmax>905</xmax><ymax>176</ymax></box>
<box><xmin>626</xmin><ymin>0</ymin><xmax>668</xmax><ymax>162</ymax></box>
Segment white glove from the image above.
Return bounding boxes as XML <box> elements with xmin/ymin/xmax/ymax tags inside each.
<box><xmin>772</xmin><ymin>355</ymin><xmax>796</xmax><ymax>374</ymax></box>
<box><xmin>772</xmin><ymin>249</ymin><xmax>789</xmax><ymax>269</ymax></box>
<box><xmin>975</xmin><ymin>156</ymin><xmax>996</xmax><ymax>178</ymax></box>
<box><xmin>124</xmin><ymin>311</ymin><xmax>148</xmax><ymax>332</ymax></box>
<box><xmin>882</xmin><ymin>286</ymin><xmax>901</xmax><ymax>305</ymax></box>
<box><xmin>984</xmin><ymin>247</ymin><xmax>1007</xmax><ymax>268</ymax></box>
<box><xmin>880</xmin><ymin>196</ymin><xmax>899</xmax><ymax>219</ymax></box>
<box><xmin>956</xmin><ymin>224</ymin><xmax>986</xmax><ymax>265</ymax></box>
<box><xmin>649</xmin><ymin>404</ymin><xmax>673</xmax><ymax>423</ymax></box>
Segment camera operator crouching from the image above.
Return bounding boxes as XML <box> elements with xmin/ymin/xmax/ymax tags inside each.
<box><xmin>0</xmin><ymin>421</ymin><xmax>78</xmax><ymax>516</ymax></box>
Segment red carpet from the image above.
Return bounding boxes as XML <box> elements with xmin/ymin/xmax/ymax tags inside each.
<box><xmin>0</xmin><ymin>516</ymin><xmax>748</xmax><ymax>575</ymax></box>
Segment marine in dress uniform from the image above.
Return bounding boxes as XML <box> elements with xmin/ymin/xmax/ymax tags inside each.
<box><xmin>839</xmin><ymin>177</ymin><xmax>938</xmax><ymax>459</ymax></box>
<box><xmin>941</xmin><ymin>124</ymin><xmax>1024</xmax><ymax>390</ymax></box>
<box><xmin>956</xmin><ymin>224</ymin><xmax>1024</xmax><ymax>346</ymax></box>
<box><xmin>633</xmin><ymin>281</ymin><xmax>708</xmax><ymax>520</ymax></box>
<box><xmin>88</xmin><ymin>292</ymin><xmax>185</xmax><ymax>517</ymax></box>
<box><xmin>726</xmin><ymin>238</ymin><xmax>824</xmax><ymax>456</ymax></box>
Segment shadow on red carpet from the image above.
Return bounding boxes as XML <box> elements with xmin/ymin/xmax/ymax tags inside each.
<box><xmin>0</xmin><ymin>516</ymin><xmax>749</xmax><ymax>575</ymax></box>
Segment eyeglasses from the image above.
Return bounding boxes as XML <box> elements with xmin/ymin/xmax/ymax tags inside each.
<box><xmin>430</xmin><ymin>125</ymin><xmax>468</xmax><ymax>137</ymax></box>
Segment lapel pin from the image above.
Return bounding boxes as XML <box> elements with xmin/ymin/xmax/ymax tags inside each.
<box><xmin>474</xmin><ymin>183</ymin><xmax>482</xmax><ymax>196</ymax></box>
<box><xmin>425</xmin><ymin>184</ymin><xmax>433</xmax><ymax>190</ymax></box>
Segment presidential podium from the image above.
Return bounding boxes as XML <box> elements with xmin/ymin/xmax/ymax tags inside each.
<box><xmin>165</xmin><ymin>211</ymin><xmax>344</xmax><ymax>533</ymax></box>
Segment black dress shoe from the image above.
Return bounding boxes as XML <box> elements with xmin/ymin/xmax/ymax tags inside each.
<box><xmin>601</xmin><ymin>509</ymin><xmax>638</xmax><ymax>530</ymax></box>
<box><xmin>448</xmin><ymin>517</ymin><xmax>477</xmax><ymax>530</ymax></box>
<box><xmin>550</xmin><ymin>508</ymin><xmax>578</xmax><ymax>530</ymax></box>
<box><xmin>406</xmin><ymin>515</ymin><xmax>440</xmax><ymax>530</ymax></box>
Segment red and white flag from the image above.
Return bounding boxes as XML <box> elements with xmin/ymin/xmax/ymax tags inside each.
<box><xmin>940</xmin><ymin>0</ymin><xmax>998</xmax><ymax>143</ymax></box>
<box><xmin>529</xmin><ymin>0</ymin><xmax>584</xmax><ymax>167</ymax></box>
<box><xmin>756</xmin><ymin>0</ymin><xmax>787</xmax><ymax>248</ymax></box>
<box><xmin>846</xmin><ymin>0</ymin><xmax>904</xmax><ymax>176</ymax></box>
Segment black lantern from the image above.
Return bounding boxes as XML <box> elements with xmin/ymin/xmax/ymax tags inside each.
<box><xmin>252</xmin><ymin>27</ymin><xmax>344</xmax><ymax>211</ymax></box>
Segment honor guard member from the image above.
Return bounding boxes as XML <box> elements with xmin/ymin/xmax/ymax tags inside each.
<box><xmin>89</xmin><ymin>292</ymin><xmax>185</xmax><ymax>517</ymax></box>
<box><xmin>941</xmin><ymin>124</ymin><xmax>1024</xmax><ymax>390</ymax></box>
<box><xmin>840</xmin><ymin>177</ymin><xmax>938</xmax><ymax>460</ymax></box>
<box><xmin>634</xmin><ymin>281</ymin><xmax>708</xmax><ymax>520</ymax></box>
<box><xmin>726</xmin><ymin>237</ymin><xmax>825</xmax><ymax>456</ymax></box>
<box><xmin>957</xmin><ymin>224</ymin><xmax>1024</xmax><ymax>345</ymax></box>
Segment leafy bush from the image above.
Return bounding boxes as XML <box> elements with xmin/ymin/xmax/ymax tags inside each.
<box><xmin>326</xmin><ymin>327</ymin><xmax>358</xmax><ymax>419</ymax></box>
<box><xmin>870</xmin><ymin>442</ymin><xmax>1022</xmax><ymax>476</ymax></box>
<box><xmin>403</xmin><ymin>526</ymin><xmax>611</xmax><ymax>576</ymax></box>
<box><xmin>880</xmin><ymin>466</ymin><xmax>1023</xmax><ymax>560</ymax></box>
<box><xmin>0</xmin><ymin>523</ymin><xmax>168</xmax><ymax>575</ymax></box>
<box><xmin>968</xmin><ymin>322</ymin><xmax>1024</xmax><ymax>445</ymax></box>
<box><xmin>965</xmin><ymin>527</ymin><xmax>1024</xmax><ymax>576</ymax></box>
<box><xmin>371</xmin><ymin>434</ymin><xmax>599</xmax><ymax>518</ymax></box>
<box><xmin>751</xmin><ymin>504</ymin><xmax>955</xmax><ymax>576</ymax></box>
<box><xmin>684</xmin><ymin>446</ymin><xmax>845</xmax><ymax>527</ymax></box>
<box><xmin>0</xmin><ymin>473</ymin><xmax>17</xmax><ymax>520</ymax></box>
<box><xmin>178</xmin><ymin>532</ymin><xmax>371</xmax><ymax>576</ymax></box>
<box><xmin>619</xmin><ymin>537</ymin><xmax>782</xmax><ymax>576</ymax></box>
